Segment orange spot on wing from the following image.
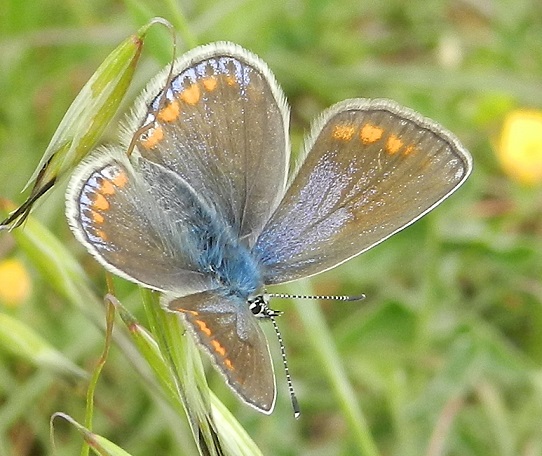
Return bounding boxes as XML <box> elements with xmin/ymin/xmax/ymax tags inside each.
<box><xmin>92</xmin><ymin>211</ymin><xmax>104</xmax><ymax>224</ymax></box>
<box><xmin>158</xmin><ymin>100</ymin><xmax>180</xmax><ymax>122</ymax></box>
<box><xmin>174</xmin><ymin>308</ymin><xmax>199</xmax><ymax>316</ymax></box>
<box><xmin>92</xmin><ymin>193</ymin><xmax>110</xmax><ymax>211</ymax></box>
<box><xmin>99</xmin><ymin>179</ymin><xmax>116</xmax><ymax>195</ymax></box>
<box><xmin>404</xmin><ymin>144</ymin><xmax>416</xmax><ymax>155</ymax></box>
<box><xmin>211</xmin><ymin>339</ymin><xmax>226</xmax><ymax>357</ymax></box>
<box><xmin>224</xmin><ymin>358</ymin><xmax>234</xmax><ymax>370</ymax></box>
<box><xmin>112</xmin><ymin>171</ymin><xmax>128</xmax><ymax>188</ymax></box>
<box><xmin>332</xmin><ymin>124</ymin><xmax>356</xmax><ymax>141</ymax></box>
<box><xmin>386</xmin><ymin>135</ymin><xmax>403</xmax><ymax>154</ymax></box>
<box><xmin>180</xmin><ymin>84</ymin><xmax>201</xmax><ymax>105</ymax></box>
<box><xmin>360</xmin><ymin>123</ymin><xmax>384</xmax><ymax>144</ymax></box>
<box><xmin>225</xmin><ymin>75</ymin><xmax>236</xmax><ymax>86</ymax></box>
<box><xmin>202</xmin><ymin>77</ymin><xmax>217</xmax><ymax>92</ymax></box>
<box><xmin>94</xmin><ymin>229</ymin><xmax>108</xmax><ymax>241</ymax></box>
<box><xmin>140</xmin><ymin>125</ymin><xmax>164</xmax><ymax>149</ymax></box>
<box><xmin>195</xmin><ymin>319</ymin><xmax>212</xmax><ymax>337</ymax></box>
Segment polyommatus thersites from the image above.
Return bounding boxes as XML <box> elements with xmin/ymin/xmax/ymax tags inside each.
<box><xmin>66</xmin><ymin>42</ymin><xmax>472</xmax><ymax>415</ymax></box>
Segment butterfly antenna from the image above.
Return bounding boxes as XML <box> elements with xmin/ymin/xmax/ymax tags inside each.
<box><xmin>269</xmin><ymin>315</ymin><xmax>300</xmax><ymax>419</ymax></box>
<box><xmin>268</xmin><ymin>292</ymin><xmax>366</xmax><ymax>302</ymax></box>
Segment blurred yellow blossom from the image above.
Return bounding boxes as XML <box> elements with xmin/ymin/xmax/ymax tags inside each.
<box><xmin>0</xmin><ymin>258</ymin><xmax>31</xmax><ymax>307</ymax></box>
<box><xmin>498</xmin><ymin>109</ymin><xmax>542</xmax><ymax>185</ymax></box>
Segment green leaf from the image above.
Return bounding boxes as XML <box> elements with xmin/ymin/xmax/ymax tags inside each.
<box><xmin>1</xmin><ymin>18</ymin><xmax>166</xmax><ymax>229</ymax></box>
<box><xmin>0</xmin><ymin>313</ymin><xmax>87</xmax><ymax>381</ymax></box>
<box><xmin>52</xmin><ymin>413</ymin><xmax>134</xmax><ymax>456</ymax></box>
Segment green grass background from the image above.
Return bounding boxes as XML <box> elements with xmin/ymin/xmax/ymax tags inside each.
<box><xmin>1</xmin><ymin>0</ymin><xmax>542</xmax><ymax>455</ymax></box>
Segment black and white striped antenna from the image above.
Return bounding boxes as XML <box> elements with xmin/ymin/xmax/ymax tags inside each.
<box><xmin>268</xmin><ymin>314</ymin><xmax>300</xmax><ymax>418</ymax></box>
<box><xmin>268</xmin><ymin>292</ymin><xmax>366</xmax><ymax>302</ymax></box>
<box><xmin>265</xmin><ymin>291</ymin><xmax>365</xmax><ymax>418</ymax></box>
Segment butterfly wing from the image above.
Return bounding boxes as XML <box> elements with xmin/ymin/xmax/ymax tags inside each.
<box><xmin>254</xmin><ymin>99</ymin><xmax>472</xmax><ymax>284</ymax></box>
<box><xmin>66</xmin><ymin>149</ymin><xmax>222</xmax><ymax>296</ymax></box>
<box><xmin>128</xmin><ymin>42</ymin><xmax>290</xmax><ymax>247</ymax></box>
<box><xmin>166</xmin><ymin>290</ymin><xmax>276</xmax><ymax>414</ymax></box>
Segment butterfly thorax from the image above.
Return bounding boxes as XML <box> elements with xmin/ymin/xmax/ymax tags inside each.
<box><xmin>190</xmin><ymin>219</ymin><xmax>263</xmax><ymax>301</ymax></box>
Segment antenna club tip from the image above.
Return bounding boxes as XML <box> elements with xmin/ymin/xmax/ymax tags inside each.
<box><xmin>347</xmin><ymin>294</ymin><xmax>366</xmax><ymax>302</ymax></box>
<box><xmin>292</xmin><ymin>398</ymin><xmax>301</xmax><ymax>419</ymax></box>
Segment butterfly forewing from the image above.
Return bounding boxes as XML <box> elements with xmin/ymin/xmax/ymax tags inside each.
<box><xmin>131</xmin><ymin>43</ymin><xmax>290</xmax><ymax>247</ymax></box>
<box><xmin>166</xmin><ymin>291</ymin><xmax>276</xmax><ymax>414</ymax></box>
<box><xmin>254</xmin><ymin>99</ymin><xmax>472</xmax><ymax>284</ymax></box>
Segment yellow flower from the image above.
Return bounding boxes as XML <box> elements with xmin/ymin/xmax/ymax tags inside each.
<box><xmin>0</xmin><ymin>258</ymin><xmax>31</xmax><ymax>307</ymax></box>
<box><xmin>498</xmin><ymin>109</ymin><xmax>542</xmax><ymax>185</ymax></box>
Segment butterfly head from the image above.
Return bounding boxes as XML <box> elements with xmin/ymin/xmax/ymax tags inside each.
<box><xmin>247</xmin><ymin>292</ymin><xmax>282</xmax><ymax>319</ymax></box>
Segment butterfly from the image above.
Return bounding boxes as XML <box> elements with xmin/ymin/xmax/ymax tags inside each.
<box><xmin>66</xmin><ymin>42</ymin><xmax>472</xmax><ymax>414</ymax></box>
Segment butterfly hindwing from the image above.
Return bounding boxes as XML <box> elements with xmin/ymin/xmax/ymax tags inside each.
<box><xmin>166</xmin><ymin>290</ymin><xmax>276</xmax><ymax>414</ymax></box>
